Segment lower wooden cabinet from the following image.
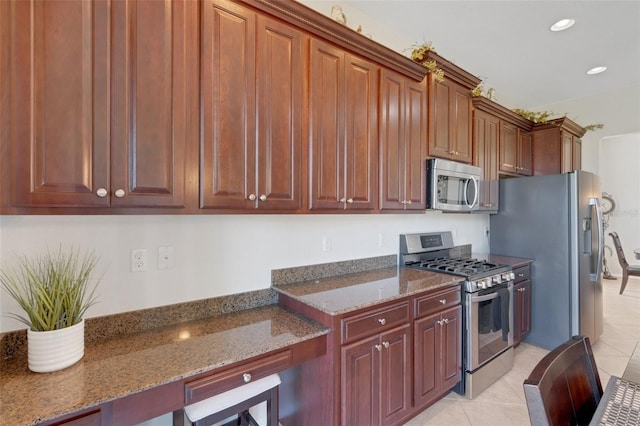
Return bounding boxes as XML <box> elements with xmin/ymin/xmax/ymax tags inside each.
<box><xmin>342</xmin><ymin>324</ymin><xmax>411</xmax><ymax>426</ymax></box>
<box><xmin>279</xmin><ymin>283</ymin><xmax>462</xmax><ymax>426</ymax></box>
<box><xmin>414</xmin><ymin>305</ymin><xmax>462</xmax><ymax>409</ymax></box>
<box><xmin>513</xmin><ymin>265</ymin><xmax>532</xmax><ymax>345</ymax></box>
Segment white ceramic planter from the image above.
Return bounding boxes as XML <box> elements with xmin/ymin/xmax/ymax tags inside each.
<box><xmin>27</xmin><ymin>319</ymin><xmax>84</xmax><ymax>373</ymax></box>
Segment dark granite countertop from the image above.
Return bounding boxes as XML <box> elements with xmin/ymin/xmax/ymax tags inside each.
<box><xmin>274</xmin><ymin>266</ymin><xmax>463</xmax><ymax>315</ymax></box>
<box><xmin>0</xmin><ymin>305</ymin><xmax>328</xmax><ymax>425</ymax></box>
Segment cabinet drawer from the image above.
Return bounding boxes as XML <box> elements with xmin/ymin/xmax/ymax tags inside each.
<box><xmin>414</xmin><ymin>287</ymin><xmax>461</xmax><ymax>319</ymax></box>
<box><xmin>513</xmin><ymin>265</ymin><xmax>530</xmax><ymax>283</ymax></box>
<box><xmin>341</xmin><ymin>302</ymin><xmax>409</xmax><ymax>344</ymax></box>
<box><xmin>184</xmin><ymin>349</ymin><xmax>292</xmax><ymax>405</ymax></box>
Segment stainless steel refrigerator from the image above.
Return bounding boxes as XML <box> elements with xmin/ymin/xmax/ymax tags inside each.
<box><xmin>489</xmin><ymin>171</ymin><xmax>603</xmax><ymax>350</ymax></box>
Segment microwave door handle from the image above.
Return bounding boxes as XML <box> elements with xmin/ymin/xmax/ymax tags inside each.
<box><xmin>470</xmin><ymin>176</ymin><xmax>479</xmax><ymax>208</ymax></box>
<box><xmin>463</xmin><ymin>177</ymin><xmax>479</xmax><ymax>208</ymax></box>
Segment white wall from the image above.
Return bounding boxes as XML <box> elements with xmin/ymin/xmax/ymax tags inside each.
<box><xmin>0</xmin><ymin>213</ymin><xmax>490</xmax><ymax>332</ymax></box>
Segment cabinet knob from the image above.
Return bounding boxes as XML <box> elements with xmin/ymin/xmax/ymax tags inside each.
<box><xmin>439</xmin><ymin>299</ymin><xmax>446</xmax><ymax>304</ymax></box>
<box><xmin>248</xmin><ymin>194</ymin><xmax>256</xmax><ymax>201</ymax></box>
<box><xmin>406</xmin><ymin>200</ymin><xmax>412</xmax><ymax>205</ymax></box>
<box><xmin>339</xmin><ymin>197</ymin><xmax>346</xmax><ymax>203</ymax></box>
<box><xmin>96</xmin><ymin>188</ymin><xmax>108</xmax><ymax>198</ymax></box>
<box><xmin>518</xmin><ymin>273</ymin><xmax>525</xmax><ymax>278</ymax></box>
<box><xmin>374</xmin><ymin>344</ymin><xmax>382</xmax><ymax>352</ymax></box>
<box><xmin>346</xmin><ymin>198</ymin><xmax>353</xmax><ymax>204</ymax></box>
<box><xmin>382</xmin><ymin>341</ymin><xmax>390</xmax><ymax>349</ymax></box>
<box><xmin>442</xmin><ymin>318</ymin><xmax>449</xmax><ymax>324</ymax></box>
<box><xmin>243</xmin><ymin>373</ymin><xmax>252</xmax><ymax>383</ymax></box>
<box><xmin>114</xmin><ymin>189</ymin><xmax>125</xmax><ymax>198</ymax></box>
<box><xmin>378</xmin><ymin>318</ymin><xmax>386</xmax><ymax>325</ymax></box>
<box><xmin>259</xmin><ymin>194</ymin><xmax>267</xmax><ymax>202</ymax></box>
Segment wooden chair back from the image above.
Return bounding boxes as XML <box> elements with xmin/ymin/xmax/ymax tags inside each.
<box><xmin>523</xmin><ymin>335</ymin><xmax>603</xmax><ymax>426</ymax></box>
<box><xmin>610</xmin><ymin>231</ymin><xmax>629</xmax><ymax>269</ymax></box>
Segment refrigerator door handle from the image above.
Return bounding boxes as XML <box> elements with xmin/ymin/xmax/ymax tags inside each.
<box><xmin>589</xmin><ymin>197</ymin><xmax>604</xmax><ymax>281</ymax></box>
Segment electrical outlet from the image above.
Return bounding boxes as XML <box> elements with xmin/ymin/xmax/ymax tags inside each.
<box><xmin>131</xmin><ymin>249</ymin><xmax>147</xmax><ymax>272</ymax></box>
<box><xmin>322</xmin><ymin>236</ymin><xmax>331</xmax><ymax>252</ymax></box>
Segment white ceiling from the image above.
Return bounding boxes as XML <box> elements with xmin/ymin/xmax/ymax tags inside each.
<box><xmin>339</xmin><ymin>0</ymin><xmax>640</xmax><ymax>109</ymax></box>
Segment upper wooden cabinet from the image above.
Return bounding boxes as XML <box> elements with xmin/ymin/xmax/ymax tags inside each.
<box><xmin>532</xmin><ymin>117</ymin><xmax>586</xmax><ymax>175</ymax></box>
<box><xmin>200</xmin><ymin>0</ymin><xmax>304</xmax><ymax>211</ymax></box>
<box><xmin>308</xmin><ymin>39</ymin><xmax>378</xmax><ymax>211</ymax></box>
<box><xmin>8</xmin><ymin>0</ymin><xmax>197</xmax><ymax>208</ymax></box>
<box><xmin>426</xmin><ymin>52</ymin><xmax>481</xmax><ymax>165</ymax></box>
<box><xmin>379</xmin><ymin>70</ymin><xmax>428</xmax><ymax>211</ymax></box>
<box><xmin>473</xmin><ymin>107</ymin><xmax>500</xmax><ymax>211</ymax></box>
<box><xmin>499</xmin><ymin>123</ymin><xmax>532</xmax><ymax>176</ymax></box>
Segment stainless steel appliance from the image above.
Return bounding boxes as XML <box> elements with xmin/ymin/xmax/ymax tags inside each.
<box><xmin>490</xmin><ymin>171</ymin><xmax>604</xmax><ymax>351</ymax></box>
<box><xmin>399</xmin><ymin>232</ymin><xmax>515</xmax><ymax>399</ymax></box>
<box><xmin>426</xmin><ymin>159</ymin><xmax>481</xmax><ymax>212</ymax></box>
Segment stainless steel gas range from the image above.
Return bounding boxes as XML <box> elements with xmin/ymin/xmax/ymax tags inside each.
<box><xmin>399</xmin><ymin>231</ymin><xmax>515</xmax><ymax>399</ymax></box>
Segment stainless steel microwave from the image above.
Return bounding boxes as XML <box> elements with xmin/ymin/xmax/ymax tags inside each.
<box><xmin>426</xmin><ymin>159</ymin><xmax>481</xmax><ymax>212</ymax></box>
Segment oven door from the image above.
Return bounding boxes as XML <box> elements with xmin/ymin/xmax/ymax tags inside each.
<box><xmin>466</xmin><ymin>282</ymin><xmax>513</xmax><ymax>371</ymax></box>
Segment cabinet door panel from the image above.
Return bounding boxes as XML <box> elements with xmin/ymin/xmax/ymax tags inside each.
<box><xmin>11</xmin><ymin>0</ymin><xmax>110</xmax><ymax>207</ymax></box>
<box><xmin>441</xmin><ymin>306</ymin><xmax>462</xmax><ymax>389</ymax></box>
<box><xmin>309</xmin><ymin>39</ymin><xmax>343</xmax><ymax>210</ymax></box>
<box><xmin>344</xmin><ymin>54</ymin><xmax>378</xmax><ymax>210</ymax></box>
<box><xmin>561</xmin><ymin>131</ymin><xmax>573</xmax><ymax>173</ymax></box>
<box><xmin>404</xmin><ymin>79</ymin><xmax>427</xmax><ymax>209</ymax></box>
<box><xmin>342</xmin><ymin>335</ymin><xmax>380</xmax><ymax>426</ymax></box>
<box><xmin>201</xmin><ymin>0</ymin><xmax>256</xmax><ymax>208</ymax></box>
<box><xmin>111</xmin><ymin>0</ymin><xmax>194</xmax><ymax>207</ymax></box>
<box><xmin>380</xmin><ymin>324</ymin><xmax>412</xmax><ymax>425</ymax></box>
<box><xmin>499</xmin><ymin>122</ymin><xmax>518</xmax><ymax>174</ymax></box>
<box><xmin>429</xmin><ymin>79</ymin><xmax>451</xmax><ymax>159</ymax></box>
<box><xmin>255</xmin><ymin>15</ymin><xmax>303</xmax><ymax>210</ymax></box>
<box><xmin>414</xmin><ymin>314</ymin><xmax>439</xmax><ymax>407</ymax></box>
<box><xmin>519</xmin><ymin>131</ymin><xmax>533</xmax><ymax>176</ymax></box>
<box><xmin>379</xmin><ymin>70</ymin><xmax>404</xmax><ymax>209</ymax></box>
<box><xmin>453</xmin><ymin>85</ymin><xmax>472</xmax><ymax>163</ymax></box>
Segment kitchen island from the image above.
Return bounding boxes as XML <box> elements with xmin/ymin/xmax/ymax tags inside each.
<box><xmin>0</xmin><ymin>302</ymin><xmax>328</xmax><ymax>425</ymax></box>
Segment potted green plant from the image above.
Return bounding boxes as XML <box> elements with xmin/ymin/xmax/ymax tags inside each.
<box><xmin>0</xmin><ymin>246</ymin><xmax>101</xmax><ymax>372</ymax></box>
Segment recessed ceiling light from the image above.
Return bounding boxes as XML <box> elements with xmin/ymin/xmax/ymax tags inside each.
<box><xmin>586</xmin><ymin>66</ymin><xmax>607</xmax><ymax>75</ymax></box>
<box><xmin>550</xmin><ymin>18</ymin><xmax>576</xmax><ymax>32</ymax></box>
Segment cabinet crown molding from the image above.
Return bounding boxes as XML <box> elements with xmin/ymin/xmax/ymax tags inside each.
<box><xmin>427</xmin><ymin>50</ymin><xmax>482</xmax><ymax>89</ymax></box>
<box><xmin>533</xmin><ymin>117</ymin><xmax>587</xmax><ymax>137</ymax></box>
<box><xmin>242</xmin><ymin>0</ymin><xmax>427</xmax><ymax>81</ymax></box>
<box><xmin>473</xmin><ymin>97</ymin><xmax>533</xmax><ymax>130</ymax></box>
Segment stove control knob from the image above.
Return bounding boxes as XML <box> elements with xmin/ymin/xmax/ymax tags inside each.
<box><xmin>510</xmin><ymin>272</ymin><xmax>516</xmax><ymax>280</ymax></box>
<box><xmin>479</xmin><ymin>280</ymin><xmax>487</xmax><ymax>289</ymax></box>
<box><xmin>492</xmin><ymin>275</ymin><xmax>502</xmax><ymax>284</ymax></box>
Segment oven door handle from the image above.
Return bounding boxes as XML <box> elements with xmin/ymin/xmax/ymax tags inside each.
<box><xmin>470</xmin><ymin>292</ymin><xmax>499</xmax><ymax>303</ymax></box>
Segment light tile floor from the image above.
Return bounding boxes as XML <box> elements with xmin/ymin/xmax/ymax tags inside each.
<box><xmin>404</xmin><ymin>276</ymin><xmax>640</xmax><ymax>426</ymax></box>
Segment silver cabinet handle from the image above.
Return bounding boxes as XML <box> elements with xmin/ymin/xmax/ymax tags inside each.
<box><xmin>378</xmin><ymin>318</ymin><xmax>386</xmax><ymax>325</ymax></box>
<box><xmin>243</xmin><ymin>373</ymin><xmax>252</xmax><ymax>383</ymax></box>
<box><xmin>259</xmin><ymin>194</ymin><xmax>267</xmax><ymax>202</ymax></box>
<box><xmin>382</xmin><ymin>341</ymin><xmax>390</xmax><ymax>349</ymax></box>
<box><xmin>248</xmin><ymin>194</ymin><xmax>256</xmax><ymax>201</ymax></box>
<box><xmin>439</xmin><ymin>299</ymin><xmax>446</xmax><ymax>304</ymax></box>
<box><xmin>374</xmin><ymin>344</ymin><xmax>382</xmax><ymax>352</ymax></box>
<box><xmin>114</xmin><ymin>189</ymin><xmax>125</xmax><ymax>198</ymax></box>
<box><xmin>96</xmin><ymin>188</ymin><xmax>108</xmax><ymax>198</ymax></box>
<box><xmin>517</xmin><ymin>273</ymin><xmax>525</xmax><ymax>278</ymax></box>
